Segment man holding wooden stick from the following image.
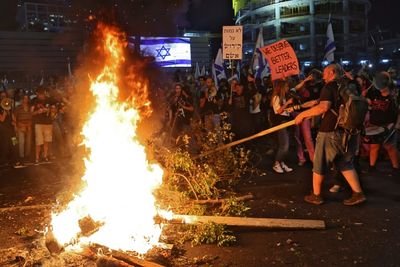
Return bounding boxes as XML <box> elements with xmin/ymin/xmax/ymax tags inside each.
<box><xmin>295</xmin><ymin>64</ymin><xmax>366</xmax><ymax>206</ymax></box>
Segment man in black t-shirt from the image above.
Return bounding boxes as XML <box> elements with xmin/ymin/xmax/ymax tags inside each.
<box><xmin>295</xmin><ymin>64</ymin><xmax>365</xmax><ymax>206</ymax></box>
<box><xmin>199</xmin><ymin>78</ymin><xmax>222</xmax><ymax>130</ymax></box>
<box><xmin>366</xmin><ymin>71</ymin><xmax>399</xmax><ymax>172</ymax></box>
<box><xmin>168</xmin><ymin>83</ymin><xmax>194</xmax><ymax>138</ymax></box>
<box><xmin>228</xmin><ymin>83</ymin><xmax>253</xmax><ymax>140</ymax></box>
<box><xmin>31</xmin><ymin>88</ymin><xmax>53</xmax><ymax>164</ymax></box>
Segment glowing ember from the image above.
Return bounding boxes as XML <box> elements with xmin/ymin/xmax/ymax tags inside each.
<box><xmin>51</xmin><ymin>25</ymin><xmax>167</xmax><ymax>254</ymax></box>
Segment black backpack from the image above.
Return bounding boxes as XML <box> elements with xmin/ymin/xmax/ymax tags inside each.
<box><xmin>331</xmin><ymin>78</ymin><xmax>369</xmax><ymax>135</ymax></box>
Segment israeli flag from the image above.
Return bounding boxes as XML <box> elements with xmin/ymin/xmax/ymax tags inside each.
<box><xmin>195</xmin><ymin>62</ymin><xmax>201</xmax><ymax>79</ymax></box>
<box><xmin>324</xmin><ymin>15</ymin><xmax>336</xmax><ymax>63</ymax></box>
<box><xmin>214</xmin><ymin>48</ymin><xmax>227</xmax><ymax>81</ymax></box>
<box><xmin>139</xmin><ymin>37</ymin><xmax>192</xmax><ymax>68</ymax></box>
<box><xmin>252</xmin><ymin>27</ymin><xmax>268</xmax><ymax>79</ymax></box>
<box><xmin>200</xmin><ymin>65</ymin><xmax>206</xmax><ymax>76</ymax></box>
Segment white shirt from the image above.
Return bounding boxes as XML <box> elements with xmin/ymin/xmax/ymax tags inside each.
<box><xmin>271</xmin><ymin>95</ymin><xmax>290</xmax><ymax>117</ymax></box>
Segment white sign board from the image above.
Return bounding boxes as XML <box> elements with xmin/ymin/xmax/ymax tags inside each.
<box><xmin>222</xmin><ymin>26</ymin><xmax>243</xmax><ymax>60</ymax></box>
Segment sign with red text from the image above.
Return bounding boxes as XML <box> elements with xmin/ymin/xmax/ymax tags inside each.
<box><xmin>260</xmin><ymin>39</ymin><xmax>299</xmax><ymax>81</ymax></box>
<box><xmin>222</xmin><ymin>26</ymin><xmax>243</xmax><ymax>60</ymax></box>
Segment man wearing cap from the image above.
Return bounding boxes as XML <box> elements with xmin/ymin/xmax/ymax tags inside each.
<box><xmin>366</xmin><ymin>71</ymin><xmax>399</xmax><ymax>173</ymax></box>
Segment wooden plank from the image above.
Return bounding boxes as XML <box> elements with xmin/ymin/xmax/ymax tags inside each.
<box><xmin>97</xmin><ymin>256</ymin><xmax>134</xmax><ymax>267</ymax></box>
<box><xmin>111</xmin><ymin>250</ymin><xmax>165</xmax><ymax>267</ymax></box>
<box><xmin>80</xmin><ymin>244</ymin><xmax>166</xmax><ymax>267</ymax></box>
<box><xmin>171</xmin><ymin>214</ymin><xmax>325</xmax><ymax>230</ymax></box>
<box><xmin>197</xmin><ymin>120</ymin><xmax>296</xmax><ymax>158</ymax></box>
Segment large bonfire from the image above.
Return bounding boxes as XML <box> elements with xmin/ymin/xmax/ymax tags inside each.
<box><xmin>50</xmin><ymin>25</ymin><xmax>168</xmax><ymax>254</ymax></box>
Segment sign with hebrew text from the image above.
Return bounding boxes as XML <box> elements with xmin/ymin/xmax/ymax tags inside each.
<box><xmin>222</xmin><ymin>26</ymin><xmax>243</xmax><ymax>60</ymax></box>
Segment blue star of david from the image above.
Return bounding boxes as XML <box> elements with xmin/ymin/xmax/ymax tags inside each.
<box><xmin>155</xmin><ymin>45</ymin><xmax>171</xmax><ymax>60</ymax></box>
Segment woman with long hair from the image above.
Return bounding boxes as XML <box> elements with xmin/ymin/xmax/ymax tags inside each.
<box><xmin>269</xmin><ymin>79</ymin><xmax>294</xmax><ymax>173</ymax></box>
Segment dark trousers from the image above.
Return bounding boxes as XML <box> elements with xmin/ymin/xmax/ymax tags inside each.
<box><xmin>0</xmin><ymin>125</ymin><xmax>19</xmax><ymax>164</ymax></box>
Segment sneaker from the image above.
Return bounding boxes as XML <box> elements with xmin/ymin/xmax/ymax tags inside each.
<box><xmin>272</xmin><ymin>162</ymin><xmax>284</xmax><ymax>173</ymax></box>
<box><xmin>343</xmin><ymin>192</ymin><xmax>366</xmax><ymax>206</ymax></box>
<box><xmin>43</xmin><ymin>157</ymin><xmax>51</xmax><ymax>164</ymax></box>
<box><xmin>13</xmin><ymin>162</ymin><xmax>27</xmax><ymax>169</ymax></box>
<box><xmin>298</xmin><ymin>160</ymin><xmax>306</xmax><ymax>167</ymax></box>
<box><xmin>34</xmin><ymin>159</ymin><xmax>40</xmax><ymax>165</ymax></box>
<box><xmin>304</xmin><ymin>193</ymin><xmax>324</xmax><ymax>205</ymax></box>
<box><xmin>329</xmin><ymin>184</ymin><xmax>341</xmax><ymax>193</ymax></box>
<box><xmin>281</xmin><ymin>162</ymin><xmax>293</xmax><ymax>172</ymax></box>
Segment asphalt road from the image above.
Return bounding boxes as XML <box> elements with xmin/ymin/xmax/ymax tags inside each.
<box><xmin>0</xmin><ymin>155</ymin><xmax>399</xmax><ymax>266</ymax></box>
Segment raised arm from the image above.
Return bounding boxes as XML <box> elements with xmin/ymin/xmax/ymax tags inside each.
<box><xmin>294</xmin><ymin>100</ymin><xmax>331</xmax><ymax>124</ymax></box>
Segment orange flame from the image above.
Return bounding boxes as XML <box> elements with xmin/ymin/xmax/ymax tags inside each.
<box><xmin>51</xmin><ymin>25</ymin><xmax>169</xmax><ymax>254</ymax></box>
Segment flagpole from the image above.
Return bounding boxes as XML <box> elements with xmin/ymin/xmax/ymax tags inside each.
<box><xmin>230</xmin><ymin>59</ymin><xmax>234</xmax><ymax>78</ymax></box>
<box><xmin>230</xmin><ymin>59</ymin><xmax>234</xmax><ymax>103</ymax></box>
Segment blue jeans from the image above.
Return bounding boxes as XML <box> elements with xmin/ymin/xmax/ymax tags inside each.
<box><xmin>17</xmin><ymin>127</ymin><xmax>32</xmax><ymax>158</ymax></box>
<box><xmin>275</xmin><ymin>128</ymin><xmax>289</xmax><ymax>162</ymax></box>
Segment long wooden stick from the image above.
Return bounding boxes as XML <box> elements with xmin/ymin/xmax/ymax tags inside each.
<box><xmin>81</xmin><ymin>244</ymin><xmax>166</xmax><ymax>267</ymax></box>
<box><xmin>197</xmin><ymin>120</ymin><xmax>296</xmax><ymax>158</ymax></box>
<box><xmin>171</xmin><ymin>214</ymin><xmax>325</xmax><ymax>230</ymax></box>
<box><xmin>111</xmin><ymin>250</ymin><xmax>165</xmax><ymax>267</ymax></box>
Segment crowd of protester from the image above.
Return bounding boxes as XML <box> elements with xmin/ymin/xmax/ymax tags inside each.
<box><xmin>1</xmin><ymin>63</ymin><xmax>399</xmax><ymax>205</ymax></box>
<box><xmin>0</xmin><ymin>75</ymin><xmax>74</xmax><ymax>168</ymax></box>
<box><xmin>158</xmin><ymin>63</ymin><xmax>400</xmax><ymax>205</ymax></box>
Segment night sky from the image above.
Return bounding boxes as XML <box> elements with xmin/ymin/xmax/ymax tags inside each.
<box><xmin>368</xmin><ymin>0</ymin><xmax>398</xmax><ymax>33</ymax></box>
<box><xmin>68</xmin><ymin>0</ymin><xmax>234</xmax><ymax>36</ymax></box>
<box><xmin>187</xmin><ymin>0</ymin><xmax>234</xmax><ymax>32</ymax></box>
<box><xmin>0</xmin><ymin>0</ymin><xmax>397</xmax><ymax>35</ymax></box>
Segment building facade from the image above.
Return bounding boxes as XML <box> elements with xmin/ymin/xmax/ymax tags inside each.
<box><xmin>234</xmin><ymin>0</ymin><xmax>371</xmax><ymax>65</ymax></box>
<box><xmin>16</xmin><ymin>0</ymin><xmax>74</xmax><ymax>32</ymax></box>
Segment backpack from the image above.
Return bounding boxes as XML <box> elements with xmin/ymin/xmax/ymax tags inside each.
<box><xmin>331</xmin><ymin>78</ymin><xmax>369</xmax><ymax>135</ymax></box>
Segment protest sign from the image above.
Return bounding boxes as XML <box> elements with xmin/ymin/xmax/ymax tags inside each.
<box><xmin>222</xmin><ymin>26</ymin><xmax>243</xmax><ymax>60</ymax></box>
<box><xmin>259</xmin><ymin>39</ymin><xmax>299</xmax><ymax>81</ymax></box>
